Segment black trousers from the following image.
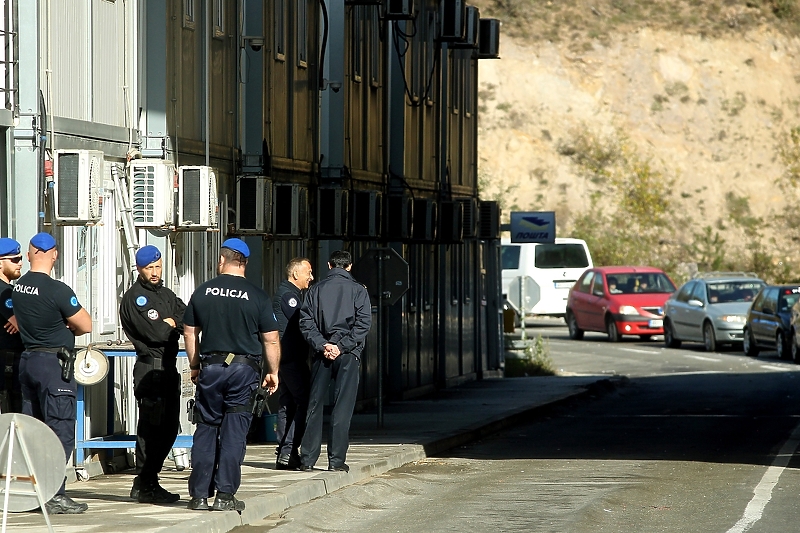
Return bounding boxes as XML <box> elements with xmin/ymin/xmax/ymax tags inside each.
<box><xmin>19</xmin><ymin>350</ymin><xmax>77</xmax><ymax>496</ymax></box>
<box><xmin>300</xmin><ymin>352</ymin><xmax>360</xmax><ymax>469</ymax></box>
<box><xmin>0</xmin><ymin>349</ymin><xmax>22</xmax><ymax>413</ymax></box>
<box><xmin>276</xmin><ymin>361</ymin><xmax>310</xmax><ymax>459</ymax></box>
<box><xmin>133</xmin><ymin>359</ymin><xmax>181</xmax><ymax>486</ymax></box>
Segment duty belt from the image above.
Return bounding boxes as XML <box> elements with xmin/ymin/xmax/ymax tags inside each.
<box><xmin>201</xmin><ymin>352</ymin><xmax>262</xmax><ymax>374</ymax></box>
<box><xmin>137</xmin><ymin>354</ymin><xmax>177</xmax><ymax>370</ymax></box>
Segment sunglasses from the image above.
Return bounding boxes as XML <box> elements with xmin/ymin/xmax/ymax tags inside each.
<box><xmin>1</xmin><ymin>256</ymin><xmax>22</xmax><ymax>264</ymax></box>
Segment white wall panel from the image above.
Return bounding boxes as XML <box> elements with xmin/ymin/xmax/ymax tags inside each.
<box><xmin>50</xmin><ymin>0</ymin><xmax>90</xmax><ymax>120</ymax></box>
<box><xmin>92</xmin><ymin>0</ymin><xmax>126</xmax><ymax>127</ymax></box>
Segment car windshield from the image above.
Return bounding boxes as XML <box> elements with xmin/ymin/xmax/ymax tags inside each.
<box><xmin>779</xmin><ymin>288</ymin><xmax>800</xmax><ymax>311</ymax></box>
<box><xmin>501</xmin><ymin>246</ymin><xmax>521</xmax><ymax>269</ymax></box>
<box><xmin>534</xmin><ymin>244</ymin><xmax>589</xmax><ymax>269</ymax></box>
<box><xmin>706</xmin><ymin>282</ymin><xmax>763</xmax><ymax>303</ymax></box>
<box><xmin>607</xmin><ymin>272</ymin><xmax>676</xmax><ymax>294</ymax></box>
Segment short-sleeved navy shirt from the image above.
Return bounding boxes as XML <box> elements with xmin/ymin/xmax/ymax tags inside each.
<box><xmin>12</xmin><ymin>272</ymin><xmax>83</xmax><ymax>351</ymax></box>
<box><xmin>184</xmin><ymin>274</ymin><xmax>278</xmax><ymax>356</ymax></box>
<box><xmin>0</xmin><ymin>280</ymin><xmax>23</xmax><ymax>352</ymax></box>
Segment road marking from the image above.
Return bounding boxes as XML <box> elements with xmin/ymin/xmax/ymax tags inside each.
<box><xmin>524</xmin><ymin>481</ymin><xmax>642</xmax><ymax>485</ymax></box>
<box><xmin>650</xmin><ymin>370</ymin><xmax>724</xmax><ymax>377</ymax></box>
<box><xmin>726</xmin><ymin>419</ymin><xmax>800</xmax><ymax>533</ymax></box>
<box><xmin>683</xmin><ymin>354</ymin><xmax>722</xmax><ymax>362</ymax></box>
<box><xmin>758</xmin><ymin>364</ymin><xmax>795</xmax><ymax>372</ymax></box>
<box><xmin>619</xmin><ymin>348</ymin><xmax>661</xmax><ymax>355</ymax></box>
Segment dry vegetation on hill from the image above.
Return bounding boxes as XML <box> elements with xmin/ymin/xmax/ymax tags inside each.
<box><xmin>473</xmin><ymin>0</ymin><xmax>800</xmax><ymax>283</ymax></box>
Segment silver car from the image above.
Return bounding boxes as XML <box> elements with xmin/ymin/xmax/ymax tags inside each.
<box><xmin>663</xmin><ymin>273</ymin><xmax>765</xmax><ymax>351</ymax></box>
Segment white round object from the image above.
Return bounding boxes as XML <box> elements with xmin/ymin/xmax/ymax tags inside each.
<box><xmin>74</xmin><ymin>347</ymin><xmax>109</xmax><ymax>386</ymax></box>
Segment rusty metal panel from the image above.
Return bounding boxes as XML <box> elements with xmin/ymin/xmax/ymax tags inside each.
<box><xmin>51</xmin><ymin>0</ymin><xmax>90</xmax><ymax>120</ymax></box>
<box><xmin>92</xmin><ymin>0</ymin><xmax>125</xmax><ymax>127</ymax></box>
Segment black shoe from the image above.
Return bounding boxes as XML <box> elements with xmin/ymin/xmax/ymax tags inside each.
<box><xmin>296</xmin><ymin>464</ymin><xmax>315</xmax><ymax>472</ymax></box>
<box><xmin>138</xmin><ymin>484</ymin><xmax>180</xmax><ymax>504</ymax></box>
<box><xmin>211</xmin><ymin>492</ymin><xmax>245</xmax><ymax>512</ymax></box>
<box><xmin>130</xmin><ymin>477</ymin><xmax>140</xmax><ymax>500</ymax></box>
<box><xmin>44</xmin><ymin>494</ymin><xmax>88</xmax><ymax>514</ymax></box>
<box><xmin>276</xmin><ymin>452</ymin><xmax>302</xmax><ymax>470</ymax></box>
<box><xmin>187</xmin><ymin>497</ymin><xmax>210</xmax><ymax>511</ymax></box>
<box><xmin>328</xmin><ymin>463</ymin><xmax>350</xmax><ymax>473</ymax></box>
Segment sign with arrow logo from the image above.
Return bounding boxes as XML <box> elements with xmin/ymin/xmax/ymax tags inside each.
<box><xmin>510</xmin><ymin>211</ymin><xmax>556</xmax><ymax>243</ymax></box>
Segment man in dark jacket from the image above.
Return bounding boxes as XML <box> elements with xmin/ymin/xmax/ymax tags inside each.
<box><xmin>119</xmin><ymin>245</ymin><xmax>186</xmax><ymax>504</ymax></box>
<box><xmin>297</xmin><ymin>250</ymin><xmax>371</xmax><ymax>473</ymax></box>
<box><xmin>272</xmin><ymin>257</ymin><xmax>313</xmax><ymax>470</ymax></box>
<box><xmin>0</xmin><ymin>237</ymin><xmax>24</xmax><ymax>413</ymax></box>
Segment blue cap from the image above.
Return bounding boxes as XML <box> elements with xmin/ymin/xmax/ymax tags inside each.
<box><xmin>221</xmin><ymin>238</ymin><xmax>250</xmax><ymax>258</ymax></box>
<box><xmin>30</xmin><ymin>232</ymin><xmax>57</xmax><ymax>252</ymax></box>
<box><xmin>0</xmin><ymin>238</ymin><xmax>20</xmax><ymax>258</ymax></box>
<box><xmin>135</xmin><ymin>245</ymin><xmax>162</xmax><ymax>268</ymax></box>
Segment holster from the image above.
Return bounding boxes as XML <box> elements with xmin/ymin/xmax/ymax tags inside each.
<box><xmin>56</xmin><ymin>347</ymin><xmax>76</xmax><ymax>382</ymax></box>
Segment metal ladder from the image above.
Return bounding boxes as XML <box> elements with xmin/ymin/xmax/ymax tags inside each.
<box><xmin>110</xmin><ymin>163</ymin><xmax>139</xmax><ymax>279</ymax></box>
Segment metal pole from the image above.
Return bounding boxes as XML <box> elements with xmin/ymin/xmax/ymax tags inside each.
<box><xmin>376</xmin><ymin>251</ymin><xmax>384</xmax><ymax>428</ymax></box>
<box><xmin>518</xmin><ymin>275</ymin><xmax>526</xmax><ymax>341</ymax></box>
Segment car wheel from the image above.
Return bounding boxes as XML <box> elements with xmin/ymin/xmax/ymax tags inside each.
<box><xmin>703</xmin><ymin>322</ymin><xmax>717</xmax><ymax>352</ymax></box>
<box><xmin>566</xmin><ymin>310</ymin><xmax>584</xmax><ymax>340</ymax></box>
<box><xmin>777</xmin><ymin>331</ymin><xmax>791</xmax><ymax>360</ymax></box>
<box><xmin>664</xmin><ymin>320</ymin><xmax>681</xmax><ymax>349</ymax></box>
<box><xmin>793</xmin><ymin>330</ymin><xmax>800</xmax><ymax>364</ymax></box>
<box><xmin>606</xmin><ymin>317</ymin><xmax>621</xmax><ymax>342</ymax></box>
<box><xmin>743</xmin><ymin>327</ymin><xmax>759</xmax><ymax>357</ymax></box>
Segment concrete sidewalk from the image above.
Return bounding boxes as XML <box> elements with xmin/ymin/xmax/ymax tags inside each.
<box><xmin>5</xmin><ymin>374</ymin><xmax>608</xmax><ymax>533</ymax></box>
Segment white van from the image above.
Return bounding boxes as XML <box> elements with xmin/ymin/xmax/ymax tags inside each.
<box><xmin>501</xmin><ymin>237</ymin><xmax>593</xmax><ymax>319</ymax></box>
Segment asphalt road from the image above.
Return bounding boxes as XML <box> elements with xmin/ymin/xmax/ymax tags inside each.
<box><xmin>235</xmin><ymin>319</ymin><xmax>800</xmax><ymax>532</ymax></box>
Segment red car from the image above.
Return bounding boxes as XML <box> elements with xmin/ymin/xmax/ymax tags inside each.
<box><xmin>566</xmin><ymin>266</ymin><xmax>677</xmax><ymax>342</ymax></box>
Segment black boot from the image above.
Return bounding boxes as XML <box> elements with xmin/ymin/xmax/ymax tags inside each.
<box><xmin>44</xmin><ymin>494</ymin><xmax>88</xmax><ymax>514</ymax></box>
<box><xmin>211</xmin><ymin>492</ymin><xmax>245</xmax><ymax>512</ymax></box>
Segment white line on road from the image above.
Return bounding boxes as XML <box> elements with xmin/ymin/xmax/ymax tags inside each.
<box><xmin>758</xmin><ymin>364</ymin><xmax>796</xmax><ymax>372</ymax></box>
<box><xmin>726</xmin><ymin>419</ymin><xmax>800</xmax><ymax>533</ymax></box>
<box><xmin>650</xmin><ymin>371</ymin><xmax>724</xmax><ymax>377</ymax></box>
<box><xmin>683</xmin><ymin>354</ymin><xmax>722</xmax><ymax>362</ymax></box>
<box><xmin>619</xmin><ymin>348</ymin><xmax>661</xmax><ymax>355</ymax></box>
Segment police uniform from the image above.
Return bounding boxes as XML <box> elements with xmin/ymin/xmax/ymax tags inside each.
<box><xmin>0</xmin><ymin>238</ymin><xmax>24</xmax><ymax>413</ymax></box>
<box><xmin>119</xmin><ymin>245</ymin><xmax>185</xmax><ymax>503</ymax></box>
<box><xmin>273</xmin><ymin>279</ymin><xmax>310</xmax><ymax>469</ymax></box>
<box><xmin>12</xmin><ymin>233</ymin><xmax>88</xmax><ymax>513</ymax></box>
<box><xmin>184</xmin><ymin>239</ymin><xmax>278</xmax><ymax>510</ymax></box>
<box><xmin>298</xmin><ymin>262</ymin><xmax>371</xmax><ymax>472</ymax></box>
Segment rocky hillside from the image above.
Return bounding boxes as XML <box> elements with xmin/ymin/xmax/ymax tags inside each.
<box><xmin>474</xmin><ymin>0</ymin><xmax>800</xmax><ymax>280</ymax></box>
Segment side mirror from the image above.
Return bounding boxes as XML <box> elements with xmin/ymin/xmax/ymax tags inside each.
<box><xmin>688</xmin><ymin>299</ymin><xmax>704</xmax><ymax>307</ymax></box>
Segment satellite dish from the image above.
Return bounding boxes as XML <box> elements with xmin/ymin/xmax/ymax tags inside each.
<box><xmin>73</xmin><ymin>346</ymin><xmax>109</xmax><ymax>386</ymax></box>
<box><xmin>0</xmin><ymin>413</ymin><xmax>65</xmax><ymax>513</ymax></box>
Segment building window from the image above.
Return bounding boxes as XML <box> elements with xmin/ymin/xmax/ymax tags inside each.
<box><xmin>352</xmin><ymin>6</ymin><xmax>363</xmax><ymax>83</ymax></box>
<box><xmin>212</xmin><ymin>0</ymin><xmax>225</xmax><ymax>39</ymax></box>
<box><xmin>183</xmin><ymin>0</ymin><xmax>195</xmax><ymax>29</ymax></box>
<box><xmin>275</xmin><ymin>0</ymin><xmax>286</xmax><ymax>61</ymax></box>
<box><xmin>369</xmin><ymin>7</ymin><xmax>379</xmax><ymax>87</ymax></box>
<box><xmin>297</xmin><ymin>0</ymin><xmax>308</xmax><ymax>68</ymax></box>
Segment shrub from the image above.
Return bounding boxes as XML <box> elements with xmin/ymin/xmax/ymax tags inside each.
<box><xmin>505</xmin><ymin>335</ymin><xmax>556</xmax><ymax>377</ymax></box>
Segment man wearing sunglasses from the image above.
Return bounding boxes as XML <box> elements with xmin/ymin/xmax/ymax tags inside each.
<box><xmin>0</xmin><ymin>237</ymin><xmax>23</xmax><ymax>413</ymax></box>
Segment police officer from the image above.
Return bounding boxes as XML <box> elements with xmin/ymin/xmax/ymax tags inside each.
<box><xmin>12</xmin><ymin>233</ymin><xmax>92</xmax><ymax>514</ymax></box>
<box><xmin>297</xmin><ymin>250</ymin><xmax>371</xmax><ymax>473</ymax></box>
<box><xmin>273</xmin><ymin>257</ymin><xmax>313</xmax><ymax>470</ymax></box>
<box><xmin>183</xmin><ymin>238</ymin><xmax>280</xmax><ymax>512</ymax></box>
<box><xmin>0</xmin><ymin>238</ymin><xmax>24</xmax><ymax>413</ymax></box>
<box><xmin>119</xmin><ymin>245</ymin><xmax>185</xmax><ymax>504</ymax></box>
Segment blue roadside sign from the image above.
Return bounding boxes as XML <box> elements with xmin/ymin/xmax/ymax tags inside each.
<box><xmin>510</xmin><ymin>212</ymin><xmax>556</xmax><ymax>243</ymax></box>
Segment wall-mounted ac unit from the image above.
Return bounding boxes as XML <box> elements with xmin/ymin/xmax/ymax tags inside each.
<box><xmin>385</xmin><ymin>0</ymin><xmax>414</xmax><ymax>19</ymax></box>
<box><xmin>440</xmin><ymin>0</ymin><xmax>466</xmax><ymax>41</ymax></box>
<box><xmin>457</xmin><ymin>197</ymin><xmax>478</xmax><ymax>238</ymax></box>
<box><xmin>478</xmin><ymin>200</ymin><xmax>500</xmax><ymax>239</ymax></box>
<box><xmin>412</xmin><ymin>198</ymin><xmax>437</xmax><ymax>242</ymax></box>
<box><xmin>235</xmin><ymin>176</ymin><xmax>271</xmax><ymax>233</ymax></box>
<box><xmin>438</xmin><ymin>201</ymin><xmax>464</xmax><ymax>244</ymax></box>
<box><xmin>178</xmin><ymin>166</ymin><xmax>218</xmax><ymax>229</ymax></box>
<box><xmin>478</xmin><ymin>18</ymin><xmax>500</xmax><ymax>59</ymax></box>
<box><xmin>273</xmin><ymin>183</ymin><xmax>308</xmax><ymax>237</ymax></box>
<box><xmin>53</xmin><ymin>149</ymin><xmax>104</xmax><ymax>223</ymax></box>
<box><xmin>129</xmin><ymin>159</ymin><xmax>175</xmax><ymax>228</ymax></box>
<box><xmin>351</xmin><ymin>190</ymin><xmax>381</xmax><ymax>239</ymax></box>
<box><xmin>317</xmin><ymin>187</ymin><xmax>349</xmax><ymax>238</ymax></box>
<box><xmin>451</xmin><ymin>6</ymin><xmax>480</xmax><ymax>48</ymax></box>
<box><xmin>384</xmin><ymin>195</ymin><xmax>413</xmax><ymax>241</ymax></box>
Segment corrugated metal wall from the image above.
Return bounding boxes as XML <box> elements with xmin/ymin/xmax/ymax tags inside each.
<box><xmin>50</xmin><ymin>1</ymin><xmax>91</xmax><ymax>120</ymax></box>
<box><xmin>92</xmin><ymin>0</ymin><xmax>126</xmax><ymax>127</ymax></box>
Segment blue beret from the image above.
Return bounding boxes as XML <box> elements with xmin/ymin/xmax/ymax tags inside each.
<box><xmin>0</xmin><ymin>238</ymin><xmax>20</xmax><ymax>258</ymax></box>
<box><xmin>135</xmin><ymin>245</ymin><xmax>162</xmax><ymax>268</ymax></box>
<box><xmin>221</xmin><ymin>238</ymin><xmax>250</xmax><ymax>258</ymax></box>
<box><xmin>30</xmin><ymin>232</ymin><xmax>56</xmax><ymax>252</ymax></box>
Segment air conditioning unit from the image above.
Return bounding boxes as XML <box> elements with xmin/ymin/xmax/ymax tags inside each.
<box><xmin>384</xmin><ymin>195</ymin><xmax>413</xmax><ymax>241</ymax></box>
<box><xmin>440</xmin><ymin>0</ymin><xmax>466</xmax><ymax>41</ymax></box>
<box><xmin>412</xmin><ymin>198</ymin><xmax>437</xmax><ymax>242</ymax></box>
<box><xmin>128</xmin><ymin>159</ymin><xmax>176</xmax><ymax>227</ymax></box>
<box><xmin>452</xmin><ymin>6</ymin><xmax>480</xmax><ymax>48</ymax></box>
<box><xmin>235</xmin><ymin>176</ymin><xmax>271</xmax><ymax>233</ymax></box>
<box><xmin>478</xmin><ymin>200</ymin><xmax>500</xmax><ymax>239</ymax></box>
<box><xmin>438</xmin><ymin>201</ymin><xmax>463</xmax><ymax>244</ymax></box>
<box><xmin>317</xmin><ymin>187</ymin><xmax>349</xmax><ymax>238</ymax></box>
<box><xmin>478</xmin><ymin>18</ymin><xmax>500</xmax><ymax>59</ymax></box>
<box><xmin>385</xmin><ymin>0</ymin><xmax>414</xmax><ymax>19</ymax></box>
<box><xmin>457</xmin><ymin>197</ymin><xmax>478</xmax><ymax>238</ymax></box>
<box><xmin>52</xmin><ymin>149</ymin><xmax>104</xmax><ymax>223</ymax></box>
<box><xmin>273</xmin><ymin>183</ymin><xmax>308</xmax><ymax>237</ymax></box>
<box><xmin>350</xmin><ymin>190</ymin><xmax>381</xmax><ymax>238</ymax></box>
<box><xmin>177</xmin><ymin>166</ymin><xmax>218</xmax><ymax>228</ymax></box>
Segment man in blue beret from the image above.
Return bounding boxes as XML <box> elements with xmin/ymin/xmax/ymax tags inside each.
<box><xmin>119</xmin><ymin>245</ymin><xmax>186</xmax><ymax>504</ymax></box>
<box><xmin>13</xmin><ymin>232</ymin><xmax>92</xmax><ymax>514</ymax></box>
<box><xmin>183</xmin><ymin>238</ymin><xmax>280</xmax><ymax>511</ymax></box>
<box><xmin>0</xmin><ymin>237</ymin><xmax>23</xmax><ymax>413</ymax></box>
